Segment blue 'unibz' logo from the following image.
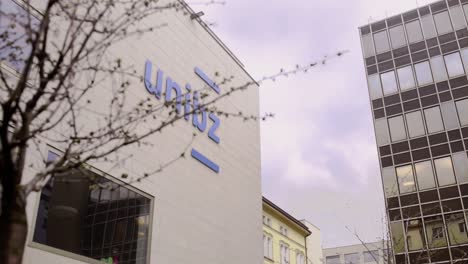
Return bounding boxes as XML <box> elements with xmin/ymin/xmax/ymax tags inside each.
<box><xmin>144</xmin><ymin>60</ymin><xmax>221</xmax><ymax>173</ymax></box>
<box><xmin>144</xmin><ymin>60</ymin><xmax>221</xmax><ymax>144</ymax></box>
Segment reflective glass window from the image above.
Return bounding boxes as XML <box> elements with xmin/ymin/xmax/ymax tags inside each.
<box><xmin>405</xmin><ymin>111</ymin><xmax>425</xmax><ymax>138</ymax></box>
<box><xmin>382</xmin><ymin>167</ymin><xmax>399</xmax><ymax>197</ymax></box>
<box><xmin>460</xmin><ymin>48</ymin><xmax>468</xmax><ymax>74</ymax></box>
<box><xmin>390</xmin><ymin>25</ymin><xmax>407</xmax><ymax>48</ymax></box>
<box><xmin>374</xmin><ymin>31</ymin><xmax>390</xmax><ymax>54</ymax></box>
<box><xmin>381</xmin><ymin>71</ymin><xmax>398</xmax><ymax>95</ymax></box>
<box><xmin>397</xmin><ymin>66</ymin><xmax>416</xmax><ymax>91</ymax></box>
<box><xmin>415</xmin><ymin>61</ymin><xmax>433</xmax><ymax>86</ymax></box>
<box><xmin>368</xmin><ymin>74</ymin><xmax>383</xmax><ymax>99</ymax></box>
<box><xmin>405</xmin><ymin>20</ymin><xmax>424</xmax><ymax>43</ymax></box>
<box><xmin>421</xmin><ymin>15</ymin><xmax>437</xmax><ymax>39</ymax></box>
<box><xmin>434</xmin><ymin>11</ymin><xmax>454</xmax><ymax>35</ymax></box>
<box><xmin>453</xmin><ymin>152</ymin><xmax>468</xmax><ymax>184</ymax></box>
<box><xmin>456</xmin><ymin>99</ymin><xmax>468</xmax><ymax>126</ymax></box>
<box><xmin>364</xmin><ymin>251</ymin><xmax>379</xmax><ymax>263</ymax></box>
<box><xmin>444</xmin><ymin>52</ymin><xmax>465</xmax><ymax>77</ymax></box>
<box><xmin>441</xmin><ymin>101</ymin><xmax>460</xmax><ymax>130</ymax></box>
<box><xmin>396</xmin><ymin>165</ymin><xmax>416</xmax><ymax>193</ymax></box>
<box><xmin>406</xmin><ymin>219</ymin><xmax>426</xmax><ymax>251</ymax></box>
<box><xmin>375</xmin><ymin>119</ymin><xmax>391</xmax><ymax>146</ymax></box>
<box><xmin>430</xmin><ymin>56</ymin><xmax>449</xmax><ymax>82</ymax></box>
<box><xmin>33</xmin><ymin>152</ymin><xmax>152</xmax><ymax>263</ymax></box>
<box><xmin>464</xmin><ymin>5</ymin><xmax>468</xmax><ymax>21</ymax></box>
<box><xmin>345</xmin><ymin>253</ymin><xmax>359</xmax><ymax>264</ymax></box>
<box><xmin>425</xmin><ymin>215</ymin><xmax>448</xmax><ymax>248</ymax></box>
<box><xmin>362</xmin><ymin>34</ymin><xmax>375</xmax><ymax>58</ymax></box>
<box><xmin>424</xmin><ymin>107</ymin><xmax>444</xmax><ymax>133</ymax></box>
<box><xmin>445</xmin><ymin>213</ymin><xmax>468</xmax><ymax>245</ymax></box>
<box><xmin>388</xmin><ymin>116</ymin><xmax>407</xmax><ymax>142</ymax></box>
<box><xmin>415</xmin><ymin>161</ymin><xmax>436</xmax><ymax>190</ymax></box>
<box><xmin>434</xmin><ymin>157</ymin><xmax>456</xmax><ymax>186</ymax></box>
<box><xmin>391</xmin><ymin>222</ymin><xmax>405</xmax><ymax>253</ymax></box>
<box><xmin>326</xmin><ymin>256</ymin><xmax>341</xmax><ymax>264</ymax></box>
<box><xmin>0</xmin><ymin>0</ymin><xmax>39</xmax><ymax>71</ymax></box>
<box><xmin>450</xmin><ymin>5</ymin><xmax>466</xmax><ymax>30</ymax></box>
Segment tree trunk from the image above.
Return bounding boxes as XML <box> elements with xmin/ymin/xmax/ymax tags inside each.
<box><xmin>0</xmin><ymin>163</ymin><xmax>28</xmax><ymax>264</ymax></box>
<box><xmin>0</xmin><ymin>200</ymin><xmax>28</xmax><ymax>264</ymax></box>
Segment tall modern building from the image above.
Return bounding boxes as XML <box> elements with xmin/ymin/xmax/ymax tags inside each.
<box><xmin>359</xmin><ymin>0</ymin><xmax>468</xmax><ymax>263</ymax></box>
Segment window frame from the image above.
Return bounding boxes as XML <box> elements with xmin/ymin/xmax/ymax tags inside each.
<box><xmin>29</xmin><ymin>147</ymin><xmax>155</xmax><ymax>264</ymax></box>
<box><xmin>434</xmin><ymin>156</ymin><xmax>457</xmax><ymax>187</ymax></box>
<box><xmin>444</xmin><ymin>52</ymin><xmax>465</xmax><ymax>78</ymax></box>
<box><xmin>373</xmin><ymin>30</ymin><xmax>391</xmax><ymax>54</ymax></box>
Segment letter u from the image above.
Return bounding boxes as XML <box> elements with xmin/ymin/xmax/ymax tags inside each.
<box><xmin>144</xmin><ymin>60</ymin><xmax>164</xmax><ymax>99</ymax></box>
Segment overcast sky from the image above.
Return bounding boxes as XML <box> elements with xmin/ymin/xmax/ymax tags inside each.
<box><xmin>190</xmin><ymin>0</ymin><xmax>440</xmax><ymax>248</ymax></box>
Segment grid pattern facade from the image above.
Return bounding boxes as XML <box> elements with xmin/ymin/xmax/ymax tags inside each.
<box><xmin>360</xmin><ymin>0</ymin><xmax>468</xmax><ymax>263</ymax></box>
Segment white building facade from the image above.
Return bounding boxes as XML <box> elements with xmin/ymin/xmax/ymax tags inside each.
<box><xmin>323</xmin><ymin>241</ymin><xmax>390</xmax><ymax>264</ymax></box>
<box><xmin>2</xmin><ymin>0</ymin><xmax>263</xmax><ymax>264</ymax></box>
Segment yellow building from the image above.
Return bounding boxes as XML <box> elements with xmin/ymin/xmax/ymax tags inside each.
<box><xmin>263</xmin><ymin>197</ymin><xmax>311</xmax><ymax>264</ymax></box>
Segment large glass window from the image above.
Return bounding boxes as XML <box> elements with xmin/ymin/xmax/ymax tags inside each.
<box><xmin>450</xmin><ymin>5</ymin><xmax>467</xmax><ymax>31</ymax></box>
<box><xmin>405</xmin><ymin>20</ymin><xmax>424</xmax><ymax>44</ymax></box>
<box><xmin>424</xmin><ymin>107</ymin><xmax>444</xmax><ymax>133</ymax></box>
<box><xmin>368</xmin><ymin>74</ymin><xmax>383</xmax><ymax>99</ymax></box>
<box><xmin>434</xmin><ymin>11</ymin><xmax>454</xmax><ymax>35</ymax></box>
<box><xmin>415</xmin><ymin>161</ymin><xmax>436</xmax><ymax>190</ymax></box>
<box><xmin>444</xmin><ymin>52</ymin><xmax>465</xmax><ymax>77</ymax></box>
<box><xmin>453</xmin><ymin>152</ymin><xmax>468</xmax><ymax>184</ymax></box>
<box><xmin>344</xmin><ymin>253</ymin><xmax>360</xmax><ymax>264</ymax></box>
<box><xmin>381</xmin><ymin>71</ymin><xmax>398</xmax><ymax>95</ymax></box>
<box><xmin>363</xmin><ymin>251</ymin><xmax>379</xmax><ymax>263</ymax></box>
<box><xmin>425</xmin><ymin>215</ymin><xmax>448</xmax><ymax>248</ymax></box>
<box><xmin>374</xmin><ymin>31</ymin><xmax>390</xmax><ymax>54</ymax></box>
<box><xmin>382</xmin><ymin>167</ymin><xmax>399</xmax><ymax>197</ymax></box>
<box><xmin>390</xmin><ymin>25</ymin><xmax>407</xmax><ymax>48</ymax></box>
<box><xmin>0</xmin><ymin>0</ymin><xmax>38</xmax><ymax>71</ymax></box>
<box><xmin>326</xmin><ymin>255</ymin><xmax>341</xmax><ymax>264</ymax></box>
<box><xmin>445</xmin><ymin>213</ymin><xmax>468</xmax><ymax>245</ymax></box>
<box><xmin>461</xmin><ymin>48</ymin><xmax>468</xmax><ymax>74</ymax></box>
<box><xmin>388</xmin><ymin>115</ymin><xmax>407</xmax><ymax>142</ymax></box>
<box><xmin>396</xmin><ymin>165</ymin><xmax>416</xmax><ymax>193</ymax></box>
<box><xmin>375</xmin><ymin>119</ymin><xmax>391</xmax><ymax>146</ymax></box>
<box><xmin>397</xmin><ymin>66</ymin><xmax>416</xmax><ymax>91</ymax></box>
<box><xmin>415</xmin><ymin>61</ymin><xmax>434</xmax><ymax>86</ymax></box>
<box><xmin>33</xmin><ymin>152</ymin><xmax>152</xmax><ymax>264</ymax></box>
<box><xmin>430</xmin><ymin>56</ymin><xmax>449</xmax><ymax>82</ymax></box>
<box><xmin>362</xmin><ymin>34</ymin><xmax>375</xmax><ymax>58</ymax></box>
<box><xmin>405</xmin><ymin>111</ymin><xmax>425</xmax><ymax>138</ymax></box>
<box><xmin>406</xmin><ymin>219</ymin><xmax>427</xmax><ymax>251</ymax></box>
<box><xmin>391</xmin><ymin>222</ymin><xmax>406</xmax><ymax>253</ymax></box>
<box><xmin>421</xmin><ymin>15</ymin><xmax>437</xmax><ymax>39</ymax></box>
<box><xmin>434</xmin><ymin>157</ymin><xmax>456</xmax><ymax>186</ymax></box>
<box><xmin>456</xmin><ymin>99</ymin><xmax>468</xmax><ymax>126</ymax></box>
<box><xmin>441</xmin><ymin>101</ymin><xmax>460</xmax><ymax>130</ymax></box>
<box><xmin>464</xmin><ymin>5</ymin><xmax>468</xmax><ymax>21</ymax></box>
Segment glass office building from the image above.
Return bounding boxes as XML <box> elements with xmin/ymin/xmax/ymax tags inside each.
<box><xmin>360</xmin><ymin>0</ymin><xmax>468</xmax><ymax>263</ymax></box>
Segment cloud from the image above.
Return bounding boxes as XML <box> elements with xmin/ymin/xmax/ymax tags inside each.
<box><xmin>283</xmin><ymin>151</ymin><xmax>338</xmax><ymax>189</ymax></box>
<box><xmin>192</xmin><ymin>0</ymin><xmax>430</xmax><ymax>247</ymax></box>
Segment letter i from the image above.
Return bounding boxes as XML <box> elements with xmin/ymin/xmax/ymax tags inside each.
<box><xmin>184</xmin><ymin>84</ymin><xmax>191</xmax><ymax>121</ymax></box>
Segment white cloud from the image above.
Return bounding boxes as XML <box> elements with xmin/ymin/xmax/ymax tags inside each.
<box><xmin>283</xmin><ymin>151</ymin><xmax>338</xmax><ymax>189</ymax></box>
